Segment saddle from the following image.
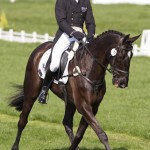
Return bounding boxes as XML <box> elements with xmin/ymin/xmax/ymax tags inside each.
<box><xmin>38</xmin><ymin>41</ymin><xmax>83</xmax><ymax>84</ymax></box>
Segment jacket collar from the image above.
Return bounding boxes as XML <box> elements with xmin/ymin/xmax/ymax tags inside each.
<box><xmin>71</xmin><ymin>0</ymin><xmax>84</xmax><ymax>12</ymax></box>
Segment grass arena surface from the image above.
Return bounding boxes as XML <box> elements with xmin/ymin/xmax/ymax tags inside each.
<box><xmin>0</xmin><ymin>0</ymin><xmax>150</xmax><ymax>150</ymax></box>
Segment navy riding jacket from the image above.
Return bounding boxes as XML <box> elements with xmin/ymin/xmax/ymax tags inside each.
<box><xmin>54</xmin><ymin>0</ymin><xmax>96</xmax><ymax>42</ymax></box>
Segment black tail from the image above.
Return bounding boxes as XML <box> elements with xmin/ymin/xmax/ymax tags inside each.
<box><xmin>9</xmin><ymin>85</ymin><xmax>24</xmax><ymax>112</ymax></box>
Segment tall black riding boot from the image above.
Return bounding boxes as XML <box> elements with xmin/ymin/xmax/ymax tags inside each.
<box><xmin>38</xmin><ymin>69</ymin><xmax>55</xmax><ymax>104</ymax></box>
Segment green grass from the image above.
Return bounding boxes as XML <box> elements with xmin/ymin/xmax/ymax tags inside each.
<box><xmin>0</xmin><ymin>40</ymin><xmax>150</xmax><ymax>150</ymax></box>
<box><xmin>0</xmin><ymin>1</ymin><xmax>150</xmax><ymax>150</ymax></box>
<box><xmin>1</xmin><ymin>114</ymin><xmax>150</xmax><ymax>150</ymax></box>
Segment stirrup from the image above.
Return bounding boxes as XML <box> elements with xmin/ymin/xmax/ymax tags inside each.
<box><xmin>38</xmin><ymin>89</ymin><xmax>48</xmax><ymax>104</ymax></box>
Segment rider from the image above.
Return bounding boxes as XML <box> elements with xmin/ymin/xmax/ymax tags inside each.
<box><xmin>38</xmin><ymin>0</ymin><xmax>96</xmax><ymax>104</ymax></box>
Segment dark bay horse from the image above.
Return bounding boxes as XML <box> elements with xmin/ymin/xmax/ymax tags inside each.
<box><xmin>9</xmin><ymin>30</ymin><xmax>140</xmax><ymax>150</ymax></box>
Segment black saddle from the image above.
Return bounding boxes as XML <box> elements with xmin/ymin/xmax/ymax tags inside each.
<box><xmin>55</xmin><ymin>42</ymin><xmax>75</xmax><ymax>80</ymax></box>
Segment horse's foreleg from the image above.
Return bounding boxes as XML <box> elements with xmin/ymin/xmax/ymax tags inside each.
<box><xmin>69</xmin><ymin>117</ymin><xmax>88</xmax><ymax>150</ymax></box>
<box><xmin>77</xmin><ymin>103</ymin><xmax>110</xmax><ymax>150</ymax></box>
<box><xmin>63</xmin><ymin>102</ymin><xmax>76</xmax><ymax>145</ymax></box>
<box><xmin>69</xmin><ymin>104</ymin><xmax>100</xmax><ymax>150</ymax></box>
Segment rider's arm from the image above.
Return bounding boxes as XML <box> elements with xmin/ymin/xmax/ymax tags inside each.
<box><xmin>55</xmin><ymin>0</ymin><xmax>74</xmax><ymax>36</ymax></box>
<box><xmin>85</xmin><ymin>0</ymin><xmax>96</xmax><ymax>39</ymax></box>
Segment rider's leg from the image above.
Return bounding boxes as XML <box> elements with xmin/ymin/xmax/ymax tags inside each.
<box><xmin>38</xmin><ymin>69</ymin><xmax>55</xmax><ymax>104</ymax></box>
<box><xmin>38</xmin><ymin>33</ymin><xmax>75</xmax><ymax>104</ymax></box>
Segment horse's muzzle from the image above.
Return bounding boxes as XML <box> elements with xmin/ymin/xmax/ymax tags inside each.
<box><xmin>112</xmin><ymin>77</ymin><xmax>128</xmax><ymax>88</ymax></box>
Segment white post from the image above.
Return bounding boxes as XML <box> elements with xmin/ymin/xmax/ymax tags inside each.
<box><xmin>145</xmin><ymin>31</ymin><xmax>150</xmax><ymax>56</ymax></box>
<box><xmin>9</xmin><ymin>29</ymin><xmax>13</xmax><ymax>42</ymax></box>
<box><xmin>0</xmin><ymin>28</ymin><xmax>2</xmax><ymax>39</ymax></box>
<box><xmin>44</xmin><ymin>33</ymin><xmax>49</xmax><ymax>42</ymax></box>
<box><xmin>32</xmin><ymin>32</ymin><xmax>37</xmax><ymax>43</ymax></box>
<box><xmin>21</xmin><ymin>30</ymin><xmax>25</xmax><ymax>43</ymax></box>
<box><xmin>140</xmin><ymin>30</ymin><xmax>150</xmax><ymax>56</ymax></box>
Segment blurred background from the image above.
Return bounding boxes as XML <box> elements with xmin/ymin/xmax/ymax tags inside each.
<box><xmin>0</xmin><ymin>0</ymin><xmax>150</xmax><ymax>150</ymax></box>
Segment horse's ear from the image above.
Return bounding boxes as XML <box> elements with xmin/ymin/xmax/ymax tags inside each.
<box><xmin>123</xmin><ymin>34</ymin><xmax>130</xmax><ymax>43</ymax></box>
<box><xmin>129</xmin><ymin>34</ymin><xmax>141</xmax><ymax>43</ymax></box>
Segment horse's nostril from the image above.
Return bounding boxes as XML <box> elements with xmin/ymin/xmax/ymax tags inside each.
<box><xmin>113</xmin><ymin>77</ymin><xmax>128</xmax><ymax>88</ymax></box>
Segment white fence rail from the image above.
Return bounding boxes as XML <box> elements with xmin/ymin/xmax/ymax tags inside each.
<box><xmin>92</xmin><ymin>0</ymin><xmax>150</xmax><ymax>5</ymax></box>
<box><xmin>0</xmin><ymin>28</ymin><xmax>54</xmax><ymax>43</ymax></box>
<box><xmin>0</xmin><ymin>28</ymin><xmax>150</xmax><ymax>57</ymax></box>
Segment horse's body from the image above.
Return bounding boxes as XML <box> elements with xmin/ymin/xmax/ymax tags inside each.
<box><xmin>9</xmin><ymin>30</ymin><xmax>140</xmax><ymax>150</ymax></box>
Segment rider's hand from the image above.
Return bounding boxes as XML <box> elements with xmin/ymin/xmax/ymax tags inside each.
<box><xmin>87</xmin><ymin>35</ymin><xmax>94</xmax><ymax>43</ymax></box>
<box><xmin>72</xmin><ymin>31</ymin><xmax>85</xmax><ymax>41</ymax></box>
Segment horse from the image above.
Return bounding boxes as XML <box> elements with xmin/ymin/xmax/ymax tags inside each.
<box><xmin>9</xmin><ymin>30</ymin><xmax>140</xmax><ymax>150</ymax></box>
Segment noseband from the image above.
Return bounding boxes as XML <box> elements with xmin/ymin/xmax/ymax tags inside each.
<box><xmin>109</xmin><ymin>67</ymin><xmax>129</xmax><ymax>77</ymax></box>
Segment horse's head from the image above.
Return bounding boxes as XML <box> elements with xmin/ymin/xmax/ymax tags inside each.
<box><xmin>109</xmin><ymin>34</ymin><xmax>140</xmax><ymax>88</ymax></box>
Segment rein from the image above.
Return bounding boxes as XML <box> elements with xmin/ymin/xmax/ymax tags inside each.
<box><xmin>77</xmin><ymin>43</ymin><xmax>129</xmax><ymax>88</ymax></box>
<box><xmin>61</xmin><ymin>43</ymin><xmax>107</xmax><ymax>89</ymax></box>
<box><xmin>83</xmin><ymin>43</ymin><xmax>129</xmax><ymax>77</ymax></box>
<box><xmin>69</xmin><ymin>43</ymin><xmax>112</xmax><ymax>89</ymax></box>
<box><xmin>82</xmin><ymin>44</ymin><xmax>112</xmax><ymax>74</ymax></box>
<box><xmin>61</xmin><ymin>41</ymin><xmax>129</xmax><ymax>89</ymax></box>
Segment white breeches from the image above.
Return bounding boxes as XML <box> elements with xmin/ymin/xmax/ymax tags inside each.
<box><xmin>50</xmin><ymin>33</ymin><xmax>77</xmax><ymax>72</ymax></box>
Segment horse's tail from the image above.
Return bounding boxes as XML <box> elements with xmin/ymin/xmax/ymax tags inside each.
<box><xmin>9</xmin><ymin>85</ymin><xmax>24</xmax><ymax>112</ymax></box>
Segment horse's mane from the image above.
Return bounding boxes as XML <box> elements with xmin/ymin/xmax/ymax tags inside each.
<box><xmin>78</xmin><ymin>30</ymin><xmax>125</xmax><ymax>57</ymax></box>
<box><xmin>96</xmin><ymin>30</ymin><xmax>125</xmax><ymax>40</ymax></box>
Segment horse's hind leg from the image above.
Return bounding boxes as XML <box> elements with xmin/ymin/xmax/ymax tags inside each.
<box><xmin>11</xmin><ymin>97</ymin><xmax>35</xmax><ymax>150</ymax></box>
<box><xmin>11</xmin><ymin>75</ymin><xmax>41</xmax><ymax>150</ymax></box>
<box><xmin>63</xmin><ymin>101</ymin><xmax>77</xmax><ymax>145</ymax></box>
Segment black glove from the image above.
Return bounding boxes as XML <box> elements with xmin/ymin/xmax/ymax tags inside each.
<box><xmin>87</xmin><ymin>36</ymin><xmax>94</xmax><ymax>43</ymax></box>
<box><xmin>72</xmin><ymin>31</ymin><xmax>85</xmax><ymax>41</ymax></box>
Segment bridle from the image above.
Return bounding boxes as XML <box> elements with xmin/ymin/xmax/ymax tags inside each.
<box><xmin>109</xmin><ymin>67</ymin><xmax>129</xmax><ymax>77</ymax></box>
<box><xmin>78</xmin><ymin>44</ymin><xmax>129</xmax><ymax>89</ymax></box>
<box><xmin>82</xmin><ymin>43</ymin><xmax>131</xmax><ymax>81</ymax></box>
<box><xmin>108</xmin><ymin>45</ymin><xmax>133</xmax><ymax>77</ymax></box>
<box><xmin>82</xmin><ymin>44</ymin><xmax>112</xmax><ymax>74</ymax></box>
<box><xmin>63</xmin><ymin>42</ymin><xmax>130</xmax><ymax>89</ymax></box>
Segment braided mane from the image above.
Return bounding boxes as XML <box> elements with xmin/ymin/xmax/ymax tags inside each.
<box><xmin>96</xmin><ymin>30</ymin><xmax>125</xmax><ymax>39</ymax></box>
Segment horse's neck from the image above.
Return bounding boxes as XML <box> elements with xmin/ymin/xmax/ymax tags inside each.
<box><xmin>91</xmin><ymin>36</ymin><xmax>119</xmax><ymax>65</ymax></box>
<box><xmin>85</xmin><ymin>35</ymin><xmax>119</xmax><ymax>81</ymax></box>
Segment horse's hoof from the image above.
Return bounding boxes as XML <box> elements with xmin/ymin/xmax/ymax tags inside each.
<box><xmin>11</xmin><ymin>145</ymin><xmax>19</xmax><ymax>150</ymax></box>
<box><xmin>76</xmin><ymin>147</ymin><xmax>80</xmax><ymax>150</ymax></box>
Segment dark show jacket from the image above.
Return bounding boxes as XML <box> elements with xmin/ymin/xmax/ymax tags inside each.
<box><xmin>54</xmin><ymin>0</ymin><xmax>96</xmax><ymax>43</ymax></box>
